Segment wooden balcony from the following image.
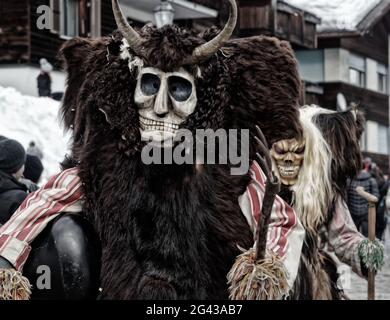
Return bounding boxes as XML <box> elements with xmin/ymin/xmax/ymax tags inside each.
<box><xmin>193</xmin><ymin>0</ymin><xmax>320</xmax><ymax>49</ymax></box>
<box><xmin>239</xmin><ymin>1</ymin><xmax>320</xmax><ymax>48</ymax></box>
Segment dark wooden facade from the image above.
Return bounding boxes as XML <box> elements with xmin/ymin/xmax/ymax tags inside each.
<box><xmin>29</xmin><ymin>0</ymin><xmax>66</xmax><ymax>66</ymax></box>
<box><xmin>193</xmin><ymin>0</ymin><xmax>319</xmax><ymax>48</ymax></box>
<box><xmin>238</xmin><ymin>1</ymin><xmax>318</xmax><ymax>48</ymax></box>
<box><xmin>1</xmin><ymin>0</ymin><xmax>105</xmax><ymax>67</ymax></box>
<box><xmin>0</xmin><ymin>0</ymin><xmax>70</xmax><ymax>66</ymax></box>
<box><xmin>0</xmin><ymin>0</ymin><xmax>30</xmax><ymax>63</ymax></box>
<box><xmin>1</xmin><ymin>0</ymin><xmax>319</xmax><ymax>68</ymax></box>
<box><xmin>0</xmin><ymin>0</ymin><xmax>224</xmax><ymax>66</ymax></box>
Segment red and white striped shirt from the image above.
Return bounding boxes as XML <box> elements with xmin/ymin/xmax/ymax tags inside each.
<box><xmin>0</xmin><ymin>168</ymin><xmax>83</xmax><ymax>270</ymax></box>
<box><xmin>0</xmin><ymin>164</ymin><xmax>304</xmax><ymax>286</ymax></box>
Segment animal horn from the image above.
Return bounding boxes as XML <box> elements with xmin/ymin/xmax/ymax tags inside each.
<box><xmin>184</xmin><ymin>0</ymin><xmax>238</xmax><ymax>65</ymax></box>
<box><xmin>112</xmin><ymin>0</ymin><xmax>145</xmax><ymax>55</ymax></box>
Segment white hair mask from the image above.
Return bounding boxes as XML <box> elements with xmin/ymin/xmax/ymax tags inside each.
<box><xmin>290</xmin><ymin>105</ymin><xmax>334</xmax><ymax>232</ymax></box>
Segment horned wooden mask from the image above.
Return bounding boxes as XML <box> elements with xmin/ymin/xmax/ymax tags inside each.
<box><xmin>112</xmin><ymin>0</ymin><xmax>237</xmax><ymax>144</ymax></box>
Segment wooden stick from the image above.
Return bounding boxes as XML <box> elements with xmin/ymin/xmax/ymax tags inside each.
<box><xmin>355</xmin><ymin>186</ymin><xmax>378</xmax><ymax>300</ymax></box>
<box><xmin>255</xmin><ymin>177</ymin><xmax>280</xmax><ymax>261</ymax></box>
<box><xmin>253</xmin><ymin>126</ymin><xmax>281</xmax><ymax>261</ymax></box>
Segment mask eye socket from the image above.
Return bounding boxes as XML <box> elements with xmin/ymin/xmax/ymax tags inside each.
<box><xmin>168</xmin><ymin>76</ymin><xmax>193</xmax><ymax>102</ymax></box>
<box><xmin>274</xmin><ymin>145</ymin><xmax>287</xmax><ymax>155</ymax></box>
<box><xmin>295</xmin><ymin>146</ymin><xmax>305</xmax><ymax>154</ymax></box>
<box><xmin>141</xmin><ymin>73</ymin><xmax>161</xmax><ymax>96</ymax></box>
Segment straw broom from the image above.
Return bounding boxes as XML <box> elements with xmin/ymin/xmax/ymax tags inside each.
<box><xmin>0</xmin><ymin>268</ymin><xmax>31</xmax><ymax>300</ymax></box>
<box><xmin>227</xmin><ymin>126</ymin><xmax>289</xmax><ymax>300</ymax></box>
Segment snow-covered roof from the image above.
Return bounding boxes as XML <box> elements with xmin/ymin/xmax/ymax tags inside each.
<box><xmin>284</xmin><ymin>0</ymin><xmax>384</xmax><ymax>33</ymax></box>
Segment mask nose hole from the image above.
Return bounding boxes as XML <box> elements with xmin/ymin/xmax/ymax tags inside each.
<box><xmin>285</xmin><ymin>160</ymin><xmax>293</xmax><ymax>165</ymax></box>
<box><xmin>155</xmin><ymin>111</ymin><xmax>168</xmax><ymax>118</ymax></box>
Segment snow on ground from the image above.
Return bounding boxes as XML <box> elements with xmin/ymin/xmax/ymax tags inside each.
<box><xmin>285</xmin><ymin>0</ymin><xmax>382</xmax><ymax>32</ymax></box>
<box><xmin>0</xmin><ymin>86</ymin><xmax>71</xmax><ymax>184</ymax></box>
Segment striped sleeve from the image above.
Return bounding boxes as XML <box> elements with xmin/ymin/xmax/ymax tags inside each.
<box><xmin>0</xmin><ymin>168</ymin><xmax>84</xmax><ymax>271</ymax></box>
<box><xmin>238</xmin><ymin>161</ymin><xmax>305</xmax><ymax>288</ymax></box>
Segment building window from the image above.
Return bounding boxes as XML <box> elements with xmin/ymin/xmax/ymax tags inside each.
<box><xmin>349</xmin><ymin>53</ymin><xmax>366</xmax><ymax>88</ymax></box>
<box><xmin>377</xmin><ymin>63</ymin><xmax>388</xmax><ymax>94</ymax></box>
<box><xmin>378</xmin><ymin>124</ymin><xmax>389</xmax><ymax>155</ymax></box>
<box><xmin>90</xmin><ymin>0</ymin><xmax>101</xmax><ymax>37</ymax></box>
<box><xmin>61</xmin><ymin>0</ymin><xmax>79</xmax><ymax>37</ymax></box>
<box><xmin>366</xmin><ymin>120</ymin><xmax>389</xmax><ymax>155</ymax></box>
<box><xmin>50</xmin><ymin>0</ymin><xmax>60</xmax><ymax>33</ymax></box>
<box><xmin>50</xmin><ymin>0</ymin><xmax>79</xmax><ymax>37</ymax></box>
<box><xmin>349</xmin><ymin>68</ymin><xmax>365</xmax><ymax>87</ymax></box>
<box><xmin>51</xmin><ymin>0</ymin><xmax>100</xmax><ymax>38</ymax></box>
<box><xmin>295</xmin><ymin>50</ymin><xmax>324</xmax><ymax>83</ymax></box>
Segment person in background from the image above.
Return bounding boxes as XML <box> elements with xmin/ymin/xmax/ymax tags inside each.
<box><xmin>375</xmin><ymin>165</ymin><xmax>389</xmax><ymax>240</ymax></box>
<box><xmin>383</xmin><ymin>174</ymin><xmax>390</xmax><ymax>240</ymax></box>
<box><xmin>371</xmin><ymin>163</ymin><xmax>385</xmax><ymax>189</ymax></box>
<box><xmin>0</xmin><ymin>138</ymin><xmax>28</xmax><ymax>225</ymax></box>
<box><xmin>347</xmin><ymin>166</ymin><xmax>380</xmax><ymax>237</ymax></box>
<box><xmin>363</xmin><ymin>157</ymin><xmax>372</xmax><ymax>171</ymax></box>
<box><xmin>26</xmin><ymin>141</ymin><xmax>43</xmax><ymax>160</ymax></box>
<box><xmin>37</xmin><ymin>58</ymin><xmax>53</xmax><ymax>97</ymax></box>
<box><xmin>23</xmin><ymin>154</ymin><xmax>44</xmax><ymax>185</ymax></box>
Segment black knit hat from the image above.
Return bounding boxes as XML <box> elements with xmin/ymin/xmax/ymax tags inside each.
<box><xmin>0</xmin><ymin>138</ymin><xmax>26</xmax><ymax>174</ymax></box>
<box><xmin>24</xmin><ymin>154</ymin><xmax>44</xmax><ymax>183</ymax></box>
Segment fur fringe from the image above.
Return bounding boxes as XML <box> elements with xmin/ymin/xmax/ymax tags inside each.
<box><xmin>227</xmin><ymin>248</ymin><xmax>289</xmax><ymax>300</ymax></box>
<box><xmin>0</xmin><ymin>269</ymin><xmax>31</xmax><ymax>300</ymax></box>
<box><xmin>358</xmin><ymin>239</ymin><xmax>385</xmax><ymax>272</ymax></box>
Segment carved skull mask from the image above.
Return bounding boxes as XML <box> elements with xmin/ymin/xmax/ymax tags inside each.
<box><xmin>134</xmin><ymin>66</ymin><xmax>197</xmax><ymax>145</ymax></box>
<box><xmin>270</xmin><ymin>139</ymin><xmax>305</xmax><ymax>186</ymax></box>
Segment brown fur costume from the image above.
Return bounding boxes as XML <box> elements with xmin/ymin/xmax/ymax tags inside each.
<box><xmin>58</xmin><ymin>23</ymin><xmax>302</xmax><ymax>299</ymax></box>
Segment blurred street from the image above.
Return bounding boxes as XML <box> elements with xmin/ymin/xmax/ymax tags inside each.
<box><xmin>345</xmin><ymin>227</ymin><xmax>390</xmax><ymax>300</ymax></box>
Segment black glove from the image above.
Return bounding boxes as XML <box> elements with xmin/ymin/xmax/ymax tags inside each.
<box><xmin>20</xmin><ymin>178</ymin><xmax>39</xmax><ymax>193</ymax></box>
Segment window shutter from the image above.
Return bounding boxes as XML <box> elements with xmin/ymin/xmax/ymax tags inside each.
<box><xmin>50</xmin><ymin>0</ymin><xmax>60</xmax><ymax>33</ymax></box>
<box><xmin>90</xmin><ymin>0</ymin><xmax>101</xmax><ymax>37</ymax></box>
<box><xmin>349</xmin><ymin>53</ymin><xmax>366</xmax><ymax>72</ymax></box>
<box><xmin>377</xmin><ymin>63</ymin><xmax>387</xmax><ymax>75</ymax></box>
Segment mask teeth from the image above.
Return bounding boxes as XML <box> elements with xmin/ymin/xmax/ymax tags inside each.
<box><xmin>139</xmin><ymin>115</ymin><xmax>180</xmax><ymax>134</ymax></box>
<box><xmin>277</xmin><ymin>165</ymin><xmax>299</xmax><ymax>177</ymax></box>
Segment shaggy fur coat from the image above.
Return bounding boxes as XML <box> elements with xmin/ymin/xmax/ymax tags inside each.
<box><xmin>58</xmin><ymin>25</ymin><xmax>302</xmax><ymax>299</ymax></box>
